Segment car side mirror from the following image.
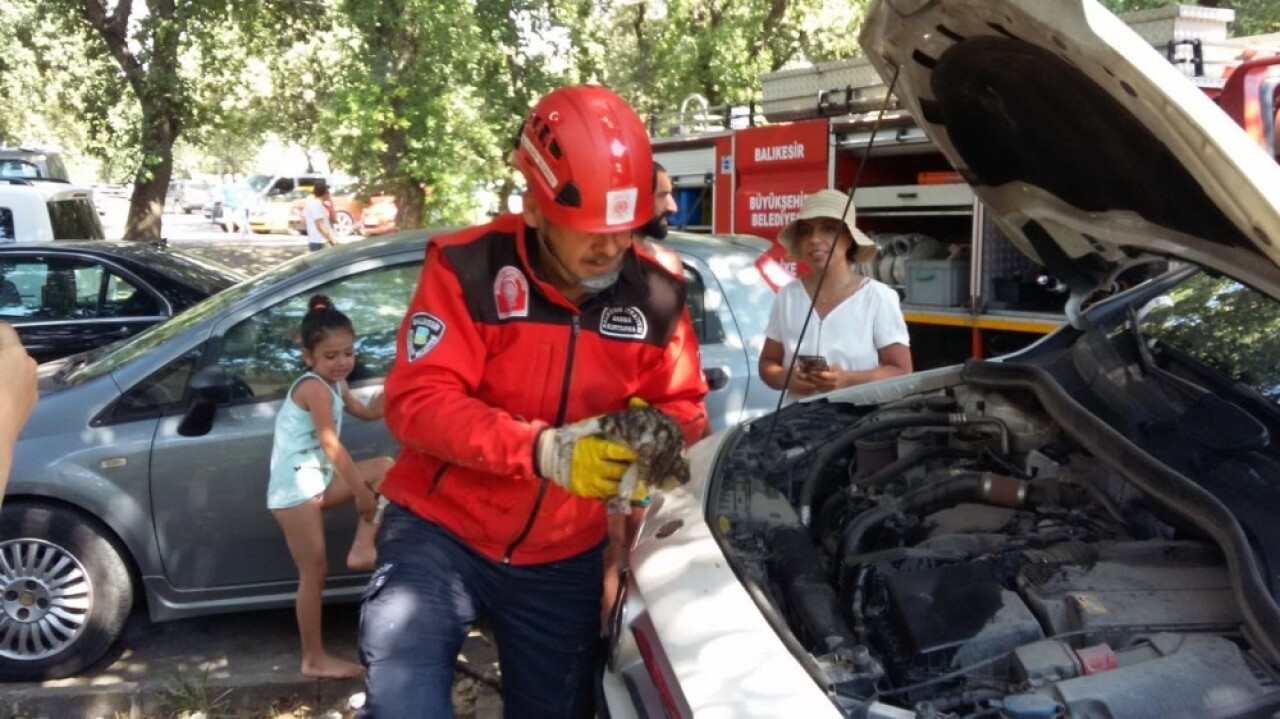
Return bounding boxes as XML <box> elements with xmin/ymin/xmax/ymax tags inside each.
<box><xmin>178</xmin><ymin>366</ymin><xmax>232</xmax><ymax>437</ymax></box>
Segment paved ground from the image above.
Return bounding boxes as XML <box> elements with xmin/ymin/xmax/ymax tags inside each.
<box><xmin>2</xmin><ymin>224</ymin><xmax>505</xmax><ymax>718</ymax></box>
<box><xmin>2</xmin><ymin>607</ymin><xmax>503</xmax><ymax>718</ymax></box>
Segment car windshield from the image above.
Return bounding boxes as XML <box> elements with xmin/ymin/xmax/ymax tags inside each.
<box><xmin>244</xmin><ymin>174</ymin><xmax>273</xmax><ymax>193</ymax></box>
<box><xmin>1138</xmin><ymin>270</ymin><xmax>1280</xmax><ymax>408</ymax></box>
<box><xmin>61</xmin><ymin>252</ymin><xmax>322</xmax><ymax>384</ymax></box>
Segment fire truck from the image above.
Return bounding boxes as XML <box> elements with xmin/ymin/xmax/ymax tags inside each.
<box><xmin>649</xmin><ymin>3</ymin><xmax>1280</xmax><ymax>370</ymax></box>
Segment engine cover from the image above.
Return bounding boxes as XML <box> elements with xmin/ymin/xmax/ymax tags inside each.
<box><xmin>885</xmin><ymin>561</ymin><xmax>1043</xmax><ymax>671</ymax></box>
<box><xmin>1017</xmin><ymin>541</ymin><xmax>1241</xmax><ymax>639</ymax></box>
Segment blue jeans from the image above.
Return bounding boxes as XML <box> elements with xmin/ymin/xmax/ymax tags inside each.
<box><xmin>358</xmin><ymin>503</ymin><xmax>603</xmax><ymax>718</ymax></box>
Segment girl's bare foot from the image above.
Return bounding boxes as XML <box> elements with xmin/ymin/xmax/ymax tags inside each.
<box><xmin>301</xmin><ymin>653</ymin><xmax>364</xmax><ymax>679</ymax></box>
<box><xmin>347</xmin><ymin>543</ymin><xmax>376</xmax><ymax>572</ymax></box>
<box><xmin>347</xmin><ymin>516</ymin><xmax>379</xmax><ymax>571</ymax></box>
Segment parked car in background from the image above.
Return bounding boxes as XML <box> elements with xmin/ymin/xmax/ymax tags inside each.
<box><xmin>360</xmin><ymin>192</ymin><xmax>399</xmax><ymax>236</ymax></box>
<box><xmin>0</xmin><ymin>228</ymin><xmax>778</xmax><ymax>681</ymax></box>
<box><xmin>288</xmin><ymin>180</ymin><xmax>395</xmax><ymax>237</ymax></box>
<box><xmin>603</xmin><ymin>2</ymin><xmax>1280</xmax><ymax>718</ymax></box>
<box><xmin>0</xmin><ymin>146</ymin><xmax>71</xmax><ymax>181</ymax></box>
<box><xmin>248</xmin><ymin>174</ymin><xmax>360</xmax><ymax>234</ymax></box>
<box><xmin>0</xmin><ymin>179</ymin><xmax>104</xmax><ymax>243</ymax></box>
<box><xmin>0</xmin><ymin>241</ymin><xmax>243</xmax><ymax>362</ymax></box>
<box><xmin>165</xmin><ymin>179</ymin><xmax>214</xmax><ymax>214</ymax></box>
<box><xmin>247</xmin><ymin>190</ymin><xmax>300</xmax><ymax>234</ymax></box>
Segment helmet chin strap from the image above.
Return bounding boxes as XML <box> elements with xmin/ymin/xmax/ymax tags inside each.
<box><xmin>537</xmin><ymin>224</ymin><xmax>622</xmax><ymax>293</ymax></box>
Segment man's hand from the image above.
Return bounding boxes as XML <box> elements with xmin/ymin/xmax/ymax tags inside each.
<box><xmin>535</xmin><ymin>418</ymin><xmax>638</xmax><ymax>500</ymax></box>
<box><xmin>0</xmin><ymin>323</ymin><xmax>36</xmax><ymax>443</ymax></box>
<box><xmin>0</xmin><ymin>322</ymin><xmax>37</xmax><ymax>499</ymax></box>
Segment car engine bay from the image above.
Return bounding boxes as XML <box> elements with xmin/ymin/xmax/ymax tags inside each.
<box><xmin>714</xmin><ymin>348</ymin><xmax>1280</xmax><ymax>719</ymax></box>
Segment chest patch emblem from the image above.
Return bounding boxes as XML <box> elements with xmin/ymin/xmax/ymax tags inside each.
<box><xmin>599</xmin><ymin>306</ymin><xmax>648</xmax><ymax>340</ymax></box>
<box><xmin>494</xmin><ymin>265</ymin><xmax>529</xmax><ymax>319</ymax></box>
<box><xmin>407</xmin><ymin>312</ymin><xmax>445</xmax><ymax>362</ymax></box>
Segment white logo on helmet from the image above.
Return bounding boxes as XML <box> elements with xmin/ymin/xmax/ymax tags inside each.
<box><xmin>520</xmin><ymin>134</ymin><xmax>559</xmax><ymax>189</ymax></box>
<box><xmin>606</xmin><ymin>188</ymin><xmax>637</xmax><ymax>226</ymax></box>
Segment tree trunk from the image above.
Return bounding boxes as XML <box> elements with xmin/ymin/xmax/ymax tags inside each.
<box><xmin>76</xmin><ymin>0</ymin><xmax>183</xmax><ymax>242</ymax></box>
<box><xmin>123</xmin><ymin>100</ymin><xmax>178</xmax><ymax>242</ymax></box>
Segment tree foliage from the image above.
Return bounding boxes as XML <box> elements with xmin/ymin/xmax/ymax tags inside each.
<box><xmin>9</xmin><ymin>0</ymin><xmax>1280</xmax><ymax>239</ymax></box>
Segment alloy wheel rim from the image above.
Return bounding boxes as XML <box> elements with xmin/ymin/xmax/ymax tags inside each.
<box><xmin>335</xmin><ymin>212</ymin><xmax>354</xmax><ymax>236</ymax></box>
<box><xmin>0</xmin><ymin>538</ymin><xmax>92</xmax><ymax>661</ymax></box>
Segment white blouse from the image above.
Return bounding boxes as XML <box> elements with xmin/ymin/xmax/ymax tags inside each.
<box><xmin>765</xmin><ymin>276</ymin><xmax>911</xmax><ymax>403</ymax></box>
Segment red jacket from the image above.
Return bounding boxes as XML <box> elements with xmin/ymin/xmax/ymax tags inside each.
<box><xmin>381</xmin><ymin>214</ymin><xmax>708</xmax><ymax>565</ymax></box>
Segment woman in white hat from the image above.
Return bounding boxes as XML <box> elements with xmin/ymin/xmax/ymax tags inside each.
<box><xmin>759</xmin><ymin>189</ymin><xmax>912</xmax><ymax>403</ymax></box>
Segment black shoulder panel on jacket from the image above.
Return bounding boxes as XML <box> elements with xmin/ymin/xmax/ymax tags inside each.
<box><xmin>441</xmin><ymin>229</ymin><xmax>571</xmax><ymax>326</ymax></box>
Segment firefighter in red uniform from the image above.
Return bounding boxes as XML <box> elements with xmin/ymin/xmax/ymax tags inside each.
<box><xmin>359</xmin><ymin>85</ymin><xmax>708</xmax><ymax>718</ymax></box>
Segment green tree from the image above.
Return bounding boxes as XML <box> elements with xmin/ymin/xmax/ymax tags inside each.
<box><xmin>33</xmin><ymin>0</ymin><xmax>328</xmax><ymax>241</ymax></box>
<box><xmin>325</xmin><ymin>0</ymin><xmax>566</xmax><ymax>228</ymax></box>
<box><xmin>556</xmin><ymin>0</ymin><xmax>868</xmax><ymax>128</ymax></box>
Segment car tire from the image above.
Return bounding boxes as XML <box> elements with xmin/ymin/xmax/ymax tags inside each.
<box><xmin>0</xmin><ymin>503</ymin><xmax>134</xmax><ymax>681</ymax></box>
<box><xmin>334</xmin><ymin>211</ymin><xmax>355</xmax><ymax>237</ymax></box>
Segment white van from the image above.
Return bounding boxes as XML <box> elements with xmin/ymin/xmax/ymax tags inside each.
<box><xmin>0</xmin><ymin>179</ymin><xmax>105</xmax><ymax>243</ymax></box>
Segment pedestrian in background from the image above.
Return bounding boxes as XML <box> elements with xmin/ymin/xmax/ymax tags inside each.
<box><xmin>759</xmin><ymin>188</ymin><xmax>912</xmax><ymax>403</ymax></box>
<box><xmin>305</xmin><ymin>180</ymin><xmax>338</xmax><ymax>252</ymax></box>
<box><xmin>634</xmin><ymin>162</ymin><xmax>683</xmax><ymax>275</ymax></box>
<box><xmin>0</xmin><ymin>322</ymin><xmax>37</xmax><ymax>505</ymax></box>
<box><xmin>360</xmin><ymin>84</ymin><xmax>708</xmax><ymax>718</ymax></box>
<box><xmin>220</xmin><ymin>178</ymin><xmax>252</xmax><ymax>239</ymax></box>
<box><xmin>268</xmin><ymin>295</ymin><xmax>392</xmax><ymax>679</ymax></box>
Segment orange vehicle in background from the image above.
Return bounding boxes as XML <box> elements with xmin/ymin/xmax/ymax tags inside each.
<box><xmin>288</xmin><ymin>180</ymin><xmax>398</xmax><ymax>237</ymax></box>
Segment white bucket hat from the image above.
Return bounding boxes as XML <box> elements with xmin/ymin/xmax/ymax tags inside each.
<box><xmin>779</xmin><ymin>188</ymin><xmax>877</xmax><ymax>262</ymax></box>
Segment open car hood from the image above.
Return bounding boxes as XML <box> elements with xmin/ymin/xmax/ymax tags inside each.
<box><xmin>859</xmin><ymin>0</ymin><xmax>1280</xmax><ymax>312</ymax></box>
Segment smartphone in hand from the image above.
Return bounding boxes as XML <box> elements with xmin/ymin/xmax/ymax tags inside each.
<box><xmin>797</xmin><ymin>354</ymin><xmax>829</xmax><ymax>373</ymax></box>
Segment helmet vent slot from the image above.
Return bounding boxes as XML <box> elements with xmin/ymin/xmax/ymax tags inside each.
<box><xmin>555</xmin><ymin>182</ymin><xmax>581</xmax><ymax>208</ymax></box>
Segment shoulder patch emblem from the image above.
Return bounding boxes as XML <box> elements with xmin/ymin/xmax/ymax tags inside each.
<box><xmin>599</xmin><ymin>306</ymin><xmax>648</xmax><ymax>340</ymax></box>
<box><xmin>494</xmin><ymin>265</ymin><xmax>529</xmax><ymax>319</ymax></box>
<box><xmin>407</xmin><ymin>312</ymin><xmax>445</xmax><ymax>362</ymax></box>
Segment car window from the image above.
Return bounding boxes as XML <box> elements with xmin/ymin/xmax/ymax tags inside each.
<box><xmin>0</xmin><ymin>257</ymin><xmax>153</xmax><ymax>320</ymax></box>
<box><xmin>0</xmin><ymin>160</ymin><xmax>42</xmax><ymax>179</ymax></box>
<box><xmin>107</xmin><ymin>347</ymin><xmax>203</xmax><ymax>421</ymax></box>
<box><xmin>215</xmin><ymin>262</ymin><xmax>420</xmax><ymax>401</ymax></box>
<box><xmin>1141</xmin><ymin>271</ymin><xmax>1280</xmax><ymax>405</ymax></box>
<box><xmin>0</xmin><ymin>208</ymin><xmax>13</xmax><ymax>242</ymax></box>
<box><xmin>48</xmin><ymin>198</ymin><xmax>105</xmax><ymax>240</ymax></box>
<box><xmin>683</xmin><ymin>264</ymin><xmax>726</xmax><ymax>345</ymax></box>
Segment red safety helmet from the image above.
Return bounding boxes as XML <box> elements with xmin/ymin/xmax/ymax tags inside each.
<box><xmin>512</xmin><ymin>85</ymin><xmax>654</xmax><ymax>234</ymax></box>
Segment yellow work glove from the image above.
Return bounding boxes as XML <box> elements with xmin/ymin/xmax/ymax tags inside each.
<box><xmin>535</xmin><ymin>422</ymin><xmax>639</xmax><ymax>500</ymax></box>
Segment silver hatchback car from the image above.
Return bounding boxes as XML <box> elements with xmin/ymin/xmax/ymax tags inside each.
<box><xmin>0</xmin><ymin>228</ymin><xmax>780</xmax><ymax>680</ymax></box>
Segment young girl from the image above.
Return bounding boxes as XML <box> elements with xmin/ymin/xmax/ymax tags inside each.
<box><xmin>267</xmin><ymin>294</ymin><xmax>393</xmax><ymax>679</ymax></box>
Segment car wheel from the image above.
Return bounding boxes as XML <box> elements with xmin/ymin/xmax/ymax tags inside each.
<box><xmin>334</xmin><ymin>211</ymin><xmax>355</xmax><ymax>237</ymax></box>
<box><xmin>0</xmin><ymin>503</ymin><xmax>134</xmax><ymax>681</ymax></box>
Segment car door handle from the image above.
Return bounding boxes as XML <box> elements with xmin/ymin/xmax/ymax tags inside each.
<box><xmin>704</xmin><ymin>367</ymin><xmax>729</xmax><ymax>391</ymax></box>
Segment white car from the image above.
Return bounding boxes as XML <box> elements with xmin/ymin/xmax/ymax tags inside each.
<box><xmin>0</xmin><ymin>179</ymin><xmax>104</xmax><ymax>242</ymax></box>
<box><xmin>603</xmin><ymin>2</ymin><xmax>1280</xmax><ymax>718</ymax></box>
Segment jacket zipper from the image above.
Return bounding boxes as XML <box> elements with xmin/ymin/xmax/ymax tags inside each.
<box><xmin>503</xmin><ymin>315</ymin><xmax>579</xmax><ymax>563</ymax></box>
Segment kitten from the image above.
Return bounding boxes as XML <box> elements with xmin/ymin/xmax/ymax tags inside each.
<box><xmin>557</xmin><ymin>405</ymin><xmax>690</xmax><ymax>511</ymax></box>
